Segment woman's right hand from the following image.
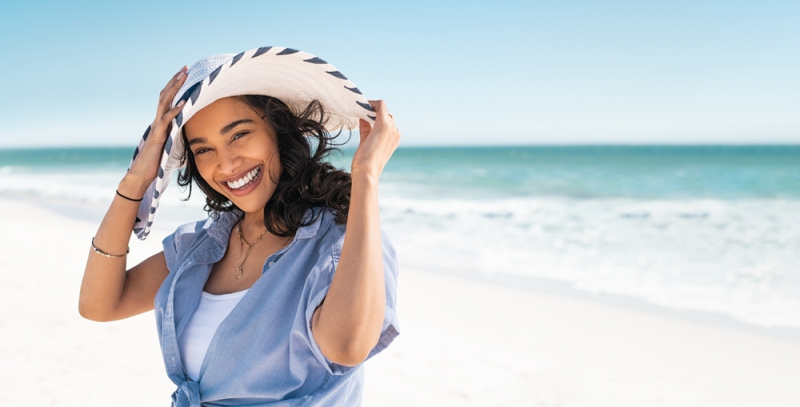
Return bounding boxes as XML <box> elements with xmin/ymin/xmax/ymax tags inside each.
<box><xmin>119</xmin><ymin>66</ymin><xmax>188</xmax><ymax>198</ymax></box>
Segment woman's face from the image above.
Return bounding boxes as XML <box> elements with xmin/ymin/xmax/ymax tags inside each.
<box><xmin>184</xmin><ymin>96</ymin><xmax>281</xmax><ymax>214</ymax></box>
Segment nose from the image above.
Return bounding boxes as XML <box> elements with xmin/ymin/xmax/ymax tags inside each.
<box><xmin>216</xmin><ymin>145</ymin><xmax>242</xmax><ymax>175</ymax></box>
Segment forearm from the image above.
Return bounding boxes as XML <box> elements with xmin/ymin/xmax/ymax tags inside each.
<box><xmin>79</xmin><ymin>66</ymin><xmax>186</xmax><ymax>321</ymax></box>
<box><xmin>313</xmin><ymin>170</ymin><xmax>386</xmax><ymax>365</ymax></box>
<box><xmin>78</xmin><ymin>176</ymin><xmax>148</xmax><ymax>320</ymax></box>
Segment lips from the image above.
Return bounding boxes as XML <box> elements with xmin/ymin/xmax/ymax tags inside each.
<box><xmin>221</xmin><ymin>165</ymin><xmax>263</xmax><ymax>195</ymax></box>
<box><xmin>227</xmin><ymin>166</ymin><xmax>261</xmax><ymax>189</ymax></box>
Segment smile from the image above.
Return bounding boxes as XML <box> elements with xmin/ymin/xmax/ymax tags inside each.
<box><xmin>226</xmin><ymin>166</ymin><xmax>262</xmax><ymax>190</ymax></box>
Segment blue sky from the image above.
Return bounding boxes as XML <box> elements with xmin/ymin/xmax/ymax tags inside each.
<box><xmin>1</xmin><ymin>0</ymin><xmax>798</xmax><ymax>147</ymax></box>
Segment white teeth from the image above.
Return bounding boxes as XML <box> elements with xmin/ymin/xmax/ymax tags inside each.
<box><xmin>226</xmin><ymin>167</ymin><xmax>260</xmax><ymax>190</ymax></box>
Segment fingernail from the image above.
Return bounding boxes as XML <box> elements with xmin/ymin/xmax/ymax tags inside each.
<box><xmin>176</xmin><ymin>70</ymin><xmax>184</xmax><ymax>80</ymax></box>
<box><xmin>177</xmin><ymin>99</ymin><xmax>186</xmax><ymax>107</ymax></box>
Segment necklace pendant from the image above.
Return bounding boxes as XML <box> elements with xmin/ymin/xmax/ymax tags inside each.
<box><xmin>234</xmin><ymin>267</ymin><xmax>244</xmax><ymax>279</ymax></box>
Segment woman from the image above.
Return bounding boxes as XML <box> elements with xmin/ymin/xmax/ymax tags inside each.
<box><xmin>79</xmin><ymin>47</ymin><xmax>400</xmax><ymax>406</ymax></box>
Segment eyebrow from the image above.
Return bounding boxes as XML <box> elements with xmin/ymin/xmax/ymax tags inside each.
<box><xmin>187</xmin><ymin>119</ymin><xmax>255</xmax><ymax>146</ymax></box>
<box><xmin>187</xmin><ymin>137</ymin><xmax>207</xmax><ymax>146</ymax></box>
<box><xmin>220</xmin><ymin>119</ymin><xmax>254</xmax><ymax>135</ymax></box>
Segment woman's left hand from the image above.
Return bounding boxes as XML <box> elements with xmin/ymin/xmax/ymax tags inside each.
<box><xmin>352</xmin><ymin>100</ymin><xmax>401</xmax><ymax>178</ymax></box>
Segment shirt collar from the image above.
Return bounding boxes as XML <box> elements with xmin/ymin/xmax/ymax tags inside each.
<box><xmin>207</xmin><ymin>210</ymin><xmax>241</xmax><ymax>247</ymax></box>
<box><xmin>205</xmin><ymin>207</ymin><xmax>326</xmax><ymax>244</ymax></box>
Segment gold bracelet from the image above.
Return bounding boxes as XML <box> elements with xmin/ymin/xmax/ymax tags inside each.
<box><xmin>91</xmin><ymin>238</ymin><xmax>129</xmax><ymax>258</ymax></box>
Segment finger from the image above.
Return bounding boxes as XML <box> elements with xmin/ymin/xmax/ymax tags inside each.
<box><xmin>368</xmin><ymin>100</ymin><xmax>398</xmax><ymax>129</ymax></box>
<box><xmin>157</xmin><ymin>66</ymin><xmax>188</xmax><ymax>114</ymax></box>
<box><xmin>151</xmin><ymin>99</ymin><xmax>186</xmax><ymax>136</ymax></box>
<box><xmin>164</xmin><ymin>99</ymin><xmax>186</xmax><ymax>121</ymax></box>
<box><xmin>171</xmin><ymin>65</ymin><xmax>188</xmax><ymax>81</ymax></box>
<box><xmin>165</xmin><ymin>66</ymin><xmax>188</xmax><ymax>90</ymax></box>
<box><xmin>146</xmin><ymin>99</ymin><xmax>186</xmax><ymax>145</ymax></box>
<box><xmin>358</xmin><ymin>119</ymin><xmax>372</xmax><ymax>143</ymax></box>
<box><xmin>367</xmin><ymin>100</ymin><xmax>388</xmax><ymax>119</ymax></box>
<box><xmin>161</xmin><ymin>67</ymin><xmax>188</xmax><ymax>102</ymax></box>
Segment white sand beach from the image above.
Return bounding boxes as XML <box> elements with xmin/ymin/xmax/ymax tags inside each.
<box><xmin>2</xmin><ymin>195</ymin><xmax>800</xmax><ymax>406</ymax></box>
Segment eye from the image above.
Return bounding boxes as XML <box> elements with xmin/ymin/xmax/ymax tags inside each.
<box><xmin>193</xmin><ymin>147</ymin><xmax>211</xmax><ymax>156</ymax></box>
<box><xmin>232</xmin><ymin>131</ymin><xmax>249</xmax><ymax>141</ymax></box>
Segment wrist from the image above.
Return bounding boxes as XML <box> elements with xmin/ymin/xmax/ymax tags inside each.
<box><xmin>349</xmin><ymin>167</ymin><xmax>380</xmax><ymax>186</ymax></box>
<box><xmin>118</xmin><ymin>175</ymin><xmax>150</xmax><ymax>200</ymax></box>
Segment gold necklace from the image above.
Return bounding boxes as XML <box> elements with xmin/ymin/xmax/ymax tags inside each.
<box><xmin>234</xmin><ymin>220</ymin><xmax>268</xmax><ymax>280</ymax></box>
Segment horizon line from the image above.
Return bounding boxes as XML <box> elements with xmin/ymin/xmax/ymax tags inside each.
<box><xmin>2</xmin><ymin>142</ymin><xmax>800</xmax><ymax>151</ymax></box>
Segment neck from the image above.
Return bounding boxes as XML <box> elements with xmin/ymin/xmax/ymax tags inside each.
<box><xmin>239</xmin><ymin>210</ymin><xmax>267</xmax><ymax>240</ymax></box>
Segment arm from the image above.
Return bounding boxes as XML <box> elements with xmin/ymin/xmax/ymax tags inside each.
<box><xmin>311</xmin><ymin>100</ymin><xmax>400</xmax><ymax>366</ymax></box>
<box><xmin>78</xmin><ymin>66</ymin><xmax>188</xmax><ymax>322</ymax></box>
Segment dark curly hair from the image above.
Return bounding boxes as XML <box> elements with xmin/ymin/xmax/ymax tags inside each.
<box><xmin>177</xmin><ymin>95</ymin><xmax>352</xmax><ymax>237</ymax></box>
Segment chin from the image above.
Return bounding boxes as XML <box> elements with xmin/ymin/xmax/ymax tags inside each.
<box><xmin>234</xmin><ymin>199</ymin><xmax>270</xmax><ymax>215</ymax></box>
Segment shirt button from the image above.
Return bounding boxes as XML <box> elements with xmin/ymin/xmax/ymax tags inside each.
<box><xmin>171</xmin><ymin>357</ymin><xmax>177</xmax><ymax>367</ymax></box>
<box><xmin>268</xmin><ymin>261</ymin><xmax>275</xmax><ymax>267</ymax></box>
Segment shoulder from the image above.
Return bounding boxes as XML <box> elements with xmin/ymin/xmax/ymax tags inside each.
<box><xmin>298</xmin><ymin>207</ymin><xmax>396</xmax><ymax>270</ymax></box>
<box><xmin>302</xmin><ymin>207</ymin><xmax>396</xmax><ymax>250</ymax></box>
<box><xmin>162</xmin><ymin>211</ymin><xmax>238</xmax><ymax>270</ymax></box>
<box><xmin>299</xmin><ymin>207</ymin><xmax>346</xmax><ymax>247</ymax></box>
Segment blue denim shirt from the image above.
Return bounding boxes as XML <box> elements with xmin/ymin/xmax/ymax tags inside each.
<box><xmin>156</xmin><ymin>208</ymin><xmax>399</xmax><ymax>406</ymax></box>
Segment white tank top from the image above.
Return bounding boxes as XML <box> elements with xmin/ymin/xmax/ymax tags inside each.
<box><xmin>178</xmin><ymin>289</ymin><xmax>249</xmax><ymax>381</ymax></box>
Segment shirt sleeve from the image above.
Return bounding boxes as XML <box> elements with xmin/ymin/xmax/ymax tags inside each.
<box><xmin>303</xmin><ymin>229</ymin><xmax>400</xmax><ymax>376</ymax></box>
<box><xmin>162</xmin><ymin>232</ymin><xmax>179</xmax><ymax>273</ymax></box>
<box><xmin>162</xmin><ymin>220</ymin><xmax>207</xmax><ymax>273</ymax></box>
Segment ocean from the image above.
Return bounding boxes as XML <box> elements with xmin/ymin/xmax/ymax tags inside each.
<box><xmin>2</xmin><ymin>145</ymin><xmax>799</xmax><ymax>331</ymax></box>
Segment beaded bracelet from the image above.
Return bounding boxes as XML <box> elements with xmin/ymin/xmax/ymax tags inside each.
<box><xmin>91</xmin><ymin>237</ymin><xmax>129</xmax><ymax>258</ymax></box>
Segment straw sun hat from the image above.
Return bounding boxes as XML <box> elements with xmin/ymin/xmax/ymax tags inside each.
<box><xmin>131</xmin><ymin>46</ymin><xmax>376</xmax><ymax>239</ymax></box>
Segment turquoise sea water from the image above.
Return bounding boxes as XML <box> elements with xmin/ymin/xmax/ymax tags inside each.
<box><xmin>377</xmin><ymin>145</ymin><xmax>800</xmax><ymax>199</ymax></box>
<box><xmin>2</xmin><ymin>145</ymin><xmax>798</xmax><ymax>198</ymax></box>
<box><xmin>2</xmin><ymin>145</ymin><xmax>799</xmax><ymax>330</ymax></box>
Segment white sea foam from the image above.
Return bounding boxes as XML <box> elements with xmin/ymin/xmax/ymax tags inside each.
<box><xmin>381</xmin><ymin>195</ymin><xmax>800</xmax><ymax>329</ymax></box>
<box><xmin>0</xmin><ymin>167</ymin><xmax>208</xmax><ymax>230</ymax></box>
<box><xmin>0</xmin><ymin>167</ymin><xmax>200</xmax><ymax>206</ymax></box>
<box><xmin>5</xmin><ymin>164</ymin><xmax>799</xmax><ymax>329</ymax></box>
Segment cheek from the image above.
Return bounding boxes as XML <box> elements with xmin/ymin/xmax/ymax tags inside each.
<box><xmin>194</xmin><ymin>160</ymin><xmax>217</xmax><ymax>188</ymax></box>
<box><xmin>267</xmin><ymin>151</ymin><xmax>282</xmax><ymax>181</ymax></box>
